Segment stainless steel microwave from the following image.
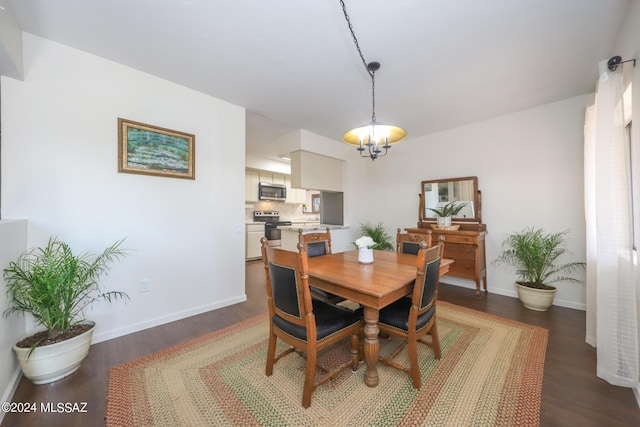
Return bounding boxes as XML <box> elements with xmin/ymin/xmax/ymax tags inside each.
<box><xmin>259</xmin><ymin>182</ymin><xmax>286</xmax><ymax>201</ymax></box>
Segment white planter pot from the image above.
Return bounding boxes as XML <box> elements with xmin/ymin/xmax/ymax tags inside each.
<box><xmin>13</xmin><ymin>321</ymin><xmax>95</xmax><ymax>384</ymax></box>
<box><xmin>515</xmin><ymin>283</ymin><xmax>557</xmax><ymax>312</ymax></box>
<box><xmin>437</xmin><ymin>216</ymin><xmax>452</xmax><ymax>226</ymax></box>
<box><xmin>358</xmin><ymin>248</ymin><xmax>374</xmax><ymax>264</ymax></box>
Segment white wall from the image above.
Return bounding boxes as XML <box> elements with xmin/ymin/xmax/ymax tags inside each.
<box><xmin>245</xmin><ymin>154</ymin><xmax>290</xmax><ymax>174</ymax></box>
<box><xmin>1</xmin><ymin>34</ymin><xmax>247</xmax><ymax>343</ymax></box>
<box><xmin>0</xmin><ymin>220</ymin><xmax>27</xmax><ymax>424</ymax></box>
<box><xmin>0</xmin><ymin>0</ymin><xmax>23</xmax><ymax>79</ymax></box>
<box><xmin>364</xmin><ymin>95</ymin><xmax>590</xmax><ymax>309</ymax></box>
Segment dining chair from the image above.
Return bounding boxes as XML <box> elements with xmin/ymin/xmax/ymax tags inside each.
<box><xmin>396</xmin><ymin>228</ymin><xmax>432</xmax><ymax>254</ymax></box>
<box><xmin>260</xmin><ymin>237</ymin><xmax>361</xmax><ymax>408</ymax></box>
<box><xmin>298</xmin><ymin>228</ymin><xmax>345</xmax><ymax>304</ymax></box>
<box><xmin>378</xmin><ymin>241</ymin><xmax>442</xmax><ymax>389</ymax></box>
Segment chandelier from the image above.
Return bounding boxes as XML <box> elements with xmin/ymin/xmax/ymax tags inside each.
<box><xmin>339</xmin><ymin>0</ymin><xmax>407</xmax><ymax>161</ymax></box>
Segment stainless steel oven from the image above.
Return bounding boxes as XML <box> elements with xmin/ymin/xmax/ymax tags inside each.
<box><xmin>264</xmin><ymin>222</ymin><xmax>283</xmax><ymax>245</ymax></box>
<box><xmin>253</xmin><ymin>211</ymin><xmax>291</xmax><ymax>247</ymax></box>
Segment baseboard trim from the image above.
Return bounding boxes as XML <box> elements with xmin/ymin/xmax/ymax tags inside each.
<box><xmin>91</xmin><ymin>294</ymin><xmax>247</xmax><ymax>344</ymax></box>
<box><xmin>0</xmin><ymin>367</ymin><xmax>22</xmax><ymax>425</ymax></box>
<box><xmin>441</xmin><ymin>276</ymin><xmax>586</xmax><ymax>311</ymax></box>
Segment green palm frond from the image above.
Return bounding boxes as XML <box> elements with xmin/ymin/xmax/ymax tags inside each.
<box><xmin>3</xmin><ymin>237</ymin><xmax>131</xmax><ymax>340</ymax></box>
<box><xmin>359</xmin><ymin>221</ymin><xmax>394</xmax><ymax>251</ymax></box>
<box><xmin>427</xmin><ymin>201</ymin><xmax>467</xmax><ymax>217</ymax></box>
<box><xmin>492</xmin><ymin>228</ymin><xmax>585</xmax><ymax>289</ymax></box>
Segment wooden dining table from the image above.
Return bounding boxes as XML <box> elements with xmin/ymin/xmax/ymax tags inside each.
<box><xmin>306</xmin><ymin>249</ymin><xmax>452</xmax><ymax>387</ymax></box>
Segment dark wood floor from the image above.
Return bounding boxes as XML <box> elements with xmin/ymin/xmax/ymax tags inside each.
<box><xmin>3</xmin><ymin>260</ymin><xmax>640</xmax><ymax>426</ymax></box>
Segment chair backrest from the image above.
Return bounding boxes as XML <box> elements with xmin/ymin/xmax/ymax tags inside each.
<box><xmin>412</xmin><ymin>242</ymin><xmax>442</xmax><ymax>313</ymax></box>
<box><xmin>261</xmin><ymin>238</ymin><xmax>311</xmax><ymax>328</ymax></box>
<box><xmin>299</xmin><ymin>227</ymin><xmax>332</xmax><ymax>258</ymax></box>
<box><xmin>396</xmin><ymin>228</ymin><xmax>432</xmax><ymax>255</ymax></box>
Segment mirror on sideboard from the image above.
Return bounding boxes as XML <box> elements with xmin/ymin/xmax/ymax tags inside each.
<box><xmin>419</xmin><ymin>176</ymin><xmax>481</xmax><ymax>224</ymax></box>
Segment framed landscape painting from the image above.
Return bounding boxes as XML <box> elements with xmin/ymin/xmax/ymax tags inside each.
<box><xmin>118</xmin><ymin>118</ymin><xmax>195</xmax><ymax>179</ymax></box>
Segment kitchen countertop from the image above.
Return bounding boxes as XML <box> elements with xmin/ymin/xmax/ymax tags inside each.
<box><xmin>246</xmin><ymin>220</ymin><xmax>320</xmax><ymax>225</ymax></box>
<box><xmin>278</xmin><ymin>224</ymin><xmax>350</xmax><ymax>231</ymax></box>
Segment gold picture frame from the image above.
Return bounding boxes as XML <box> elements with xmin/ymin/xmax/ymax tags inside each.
<box><xmin>118</xmin><ymin>118</ymin><xmax>195</xmax><ymax>179</ymax></box>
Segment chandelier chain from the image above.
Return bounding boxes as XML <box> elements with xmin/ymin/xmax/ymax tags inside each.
<box><xmin>371</xmin><ymin>72</ymin><xmax>376</xmax><ymax>122</ymax></box>
<box><xmin>339</xmin><ymin>0</ymin><xmax>371</xmax><ymax>78</ymax></box>
<box><xmin>339</xmin><ymin>0</ymin><xmax>377</xmax><ymax>123</ymax></box>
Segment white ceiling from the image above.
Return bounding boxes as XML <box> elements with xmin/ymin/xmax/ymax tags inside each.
<box><xmin>4</xmin><ymin>0</ymin><xmax>632</xmax><ymax>159</ymax></box>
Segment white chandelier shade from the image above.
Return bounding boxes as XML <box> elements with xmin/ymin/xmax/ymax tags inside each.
<box><xmin>342</xmin><ymin>122</ymin><xmax>407</xmax><ymax>147</ymax></box>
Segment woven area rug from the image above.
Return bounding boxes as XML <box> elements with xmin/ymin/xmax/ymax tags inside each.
<box><xmin>107</xmin><ymin>302</ymin><xmax>548</xmax><ymax>426</ymax></box>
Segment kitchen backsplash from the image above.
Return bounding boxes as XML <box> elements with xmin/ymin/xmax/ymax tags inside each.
<box><xmin>245</xmin><ymin>200</ymin><xmax>320</xmax><ymax>223</ymax></box>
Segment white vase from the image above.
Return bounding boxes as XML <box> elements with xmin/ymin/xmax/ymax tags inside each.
<box><xmin>437</xmin><ymin>216</ymin><xmax>452</xmax><ymax>226</ymax></box>
<box><xmin>358</xmin><ymin>248</ymin><xmax>374</xmax><ymax>264</ymax></box>
<box><xmin>13</xmin><ymin>321</ymin><xmax>96</xmax><ymax>384</ymax></box>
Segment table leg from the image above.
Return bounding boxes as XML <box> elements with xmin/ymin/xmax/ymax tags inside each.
<box><xmin>363</xmin><ymin>306</ymin><xmax>380</xmax><ymax>387</ymax></box>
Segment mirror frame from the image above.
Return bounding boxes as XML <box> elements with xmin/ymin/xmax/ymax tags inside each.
<box><xmin>419</xmin><ymin>176</ymin><xmax>481</xmax><ymax>224</ymax></box>
<box><xmin>311</xmin><ymin>194</ymin><xmax>320</xmax><ymax>213</ymax></box>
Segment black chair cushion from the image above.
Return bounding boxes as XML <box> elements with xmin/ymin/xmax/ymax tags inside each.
<box><xmin>378</xmin><ymin>297</ymin><xmax>435</xmax><ymax>333</ymax></box>
<box><xmin>273</xmin><ymin>300</ymin><xmax>360</xmax><ymax>341</ymax></box>
<box><xmin>419</xmin><ymin>258</ymin><xmax>440</xmax><ymax>310</ymax></box>
<box><xmin>269</xmin><ymin>263</ymin><xmax>301</xmax><ymax>318</ymax></box>
<box><xmin>307</xmin><ymin>241</ymin><xmax>327</xmax><ymax>258</ymax></box>
<box><xmin>401</xmin><ymin>241</ymin><xmax>421</xmax><ymax>255</ymax></box>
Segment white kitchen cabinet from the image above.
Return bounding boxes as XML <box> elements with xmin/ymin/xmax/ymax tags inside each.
<box><xmin>245</xmin><ymin>169</ymin><xmax>260</xmax><ymax>202</ymax></box>
<box><xmin>290</xmin><ymin>150</ymin><xmax>344</xmax><ymax>191</ymax></box>
<box><xmin>258</xmin><ymin>171</ymin><xmax>269</xmax><ymax>183</ymax></box>
<box><xmin>271</xmin><ymin>173</ymin><xmax>286</xmax><ymax>186</ymax></box>
<box><xmin>246</xmin><ymin>223</ymin><xmax>265</xmax><ymax>260</ymax></box>
<box><xmin>259</xmin><ymin>171</ymin><xmax>286</xmax><ymax>186</ymax></box>
<box><xmin>284</xmin><ymin>175</ymin><xmax>306</xmax><ymax>204</ymax></box>
<box><xmin>284</xmin><ymin>177</ymin><xmax>294</xmax><ymax>204</ymax></box>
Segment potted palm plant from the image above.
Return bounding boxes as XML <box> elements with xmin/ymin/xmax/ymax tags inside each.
<box><xmin>427</xmin><ymin>201</ymin><xmax>467</xmax><ymax>226</ymax></box>
<box><xmin>493</xmin><ymin>227</ymin><xmax>585</xmax><ymax>311</ymax></box>
<box><xmin>3</xmin><ymin>237</ymin><xmax>130</xmax><ymax>384</ymax></box>
<box><xmin>359</xmin><ymin>221</ymin><xmax>394</xmax><ymax>251</ymax></box>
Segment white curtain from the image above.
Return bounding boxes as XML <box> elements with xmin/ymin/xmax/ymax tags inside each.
<box><xmin>584</xmin><ymin>60</ymin><xmax>639</xmax><ymax>388</ymax></box>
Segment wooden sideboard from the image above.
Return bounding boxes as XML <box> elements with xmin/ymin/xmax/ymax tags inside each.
<box><xmin>405</xmin><ymin>226</ymin><xmax>487</xmax><ymax>295</ymax></box>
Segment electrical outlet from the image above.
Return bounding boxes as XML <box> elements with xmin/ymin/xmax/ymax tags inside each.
<box><xmin>139</xmin><ymin>279</ymin><xmax>151</xmax><ymax>293</ymax></box>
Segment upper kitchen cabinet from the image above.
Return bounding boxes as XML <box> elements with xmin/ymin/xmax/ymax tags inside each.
<box><xmin>246</xmin><ymin>169</ymin><xmax>260</xmax><ymax>202</ymax></box>
<box><xmin>246</xmin><ymin>169</ymin><xmax>305</xmax><ymax>204</ymax></box>
<box><xmin>290</xmin><ymin>150</ymin><xmax>344</xmax><ymax>192</ymax></box>
<box><xmin>285</xmin><ymin>175</ymin><xmax>306</xmax><ymax>204</ymax></box>
<box><xmin>255</xmin><ymin>170</ymin><xmax>285</xmax><ymax>185</ymax></box>
<box><xmin>269</xmin><ymin>173</ymin><xmax>286</xmax><ymax>186</ymax></box>
<box><xmin>246</xmin><ymin>169</ymin><xmax>282</xmax><ymax>202</ymax></box>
